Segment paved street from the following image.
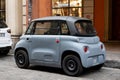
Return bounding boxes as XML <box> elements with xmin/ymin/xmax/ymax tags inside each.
<box><xmin>103</xmin><ymin>43</ymin><xmax>120</xmax><ymax>69</ymax></box>
<box><xmin>0</xmin><ymin>53</ymin><xmax>120</xmax><ymax>80</ymax></box>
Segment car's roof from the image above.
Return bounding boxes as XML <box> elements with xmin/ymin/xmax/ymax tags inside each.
<box><xmin>32</xmin><ymin>16</ymin><xmax>90</xmax><ymax>22</ymax></box>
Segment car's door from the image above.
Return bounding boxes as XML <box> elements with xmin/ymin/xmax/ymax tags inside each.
<box><xmin>28</xmin><ymin>20</ymin><xmax>60</xmax><ymax>62</ymax></box>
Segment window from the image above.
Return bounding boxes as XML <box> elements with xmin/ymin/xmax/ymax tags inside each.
<box><xmin>60</xmin><ymin>21</ymin><xmax>69</xmax><ymax>35</ymax></box>
<box><xmin>75</xmin><ymin>21</ymin><xmax>96</xmax><ymax>36</ymax></box>
<box><xmin>52</xmin><ymin>0</ymin><xmax>82</xmax><ymax>17</ymax></box>
<box><xmin>26</xmin><ymin>21</ymin><xmax>60</xmax><ymax>35</ymax></box>
<box><xmin>0</xmin><ymin>0</ymin><xmax>5</xmax><ymax>21</ymax></box>
<box><xmin>26</xmin><ymin>22</ymin><xmax>34</xmax><ymax>34</ymax></box>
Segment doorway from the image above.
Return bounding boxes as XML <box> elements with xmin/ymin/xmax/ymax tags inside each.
<box><xmin>110</xmin><ymin>0</ymin><xmax>120</xmax><ymax>40</ymax></box>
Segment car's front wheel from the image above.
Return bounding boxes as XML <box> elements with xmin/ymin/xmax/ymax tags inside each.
<box><xmin>62</xmin><ymin>55</ymin><xmax>83</xmax><ymax>76</ymax></box>
<box><xmin>1</xmin><ymin>50</ymin><xmax>9</xmax><ymax>55</ymax></box>
<box><xmin>0</xmin><ymin>47</ymin><xmax>11</xmax><ymax>55</ymax></box>
<box><xmin>15</xmin><ymin>50</ymin><xmax>29</xmax><ymax>68</ymax></box>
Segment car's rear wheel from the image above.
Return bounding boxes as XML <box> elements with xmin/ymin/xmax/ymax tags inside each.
<box><xmin>15</xmin><ymin>50</ymin><xmax>29</xmax><ymax>68</ymax></box>
<box><xmin>62</xmin><ymin>55</ymin><xmax>83</xmax><ymax>76</ymax></box>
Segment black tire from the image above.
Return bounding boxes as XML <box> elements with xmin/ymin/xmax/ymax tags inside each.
<box><xmin>0</xmin><ymin>47</ymin><xmax>11</xmax><ymax>55</ymax></box>
<box><xmin>62</xmin><ymin>55</ymin><xmax>83</xmax><ymax>76</ymax></box>
<box><xmin>15</xmin><ymin>50</ymin><xmax>29</xmax><ymax>68</ymax></box>
<box><xmin>1</xmin><ymin>49</ymin><xmax>10</xmax><ymax>55</ymax></box>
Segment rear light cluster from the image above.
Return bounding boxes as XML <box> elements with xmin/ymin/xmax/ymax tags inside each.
<box><xmin>7</xmin><ymin>29</ymin><xmax>11</xmax><ymax>33</ymax></box>
<box><xmin>83</xmin><ymin>44</ymin><xmax>104</xmax><ymax>53</ymax></box>
<box><xmin>84</xmin><ymin>46</ymin><xmax>88</xmax><ymax>53</ymax></box>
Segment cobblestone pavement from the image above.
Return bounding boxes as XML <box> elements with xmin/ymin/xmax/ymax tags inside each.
<box><xmin>0</xmin><ymin>53</ymin><xmax>120</xmax><ymax>80</ymax></box>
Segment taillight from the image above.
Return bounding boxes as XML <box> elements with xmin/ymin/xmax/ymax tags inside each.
<box><xmin>84</xmin><ymin>46</ymin><xmax>88</xmax><ymax>53</ymax></box>
<box><xmin>7</xmin><ymin>29</ymin><xmax>11</xmax><ymax>33</ymax></box>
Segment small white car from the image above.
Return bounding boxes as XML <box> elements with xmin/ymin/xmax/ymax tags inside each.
<box><xmin>14</xmin><ymin>16</ymin><xmax>106</xmax><ymax>76</ymax></box>
<box><xmin>0</xmin><ymin>20</ymin><xmax>12</xmax><ymax>55</ymax></box>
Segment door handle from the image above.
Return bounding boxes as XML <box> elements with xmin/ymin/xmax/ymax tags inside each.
<box><xmin>26</xmin><ymin>38</ymin><xmax>29</xmax><ymax>40</ymax></box>
<box><xmin>26</xmin><ymin>38</ymin><xmax>32</xmax><ymax>42</ymax></box>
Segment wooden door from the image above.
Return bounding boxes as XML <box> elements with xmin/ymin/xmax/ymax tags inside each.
<box><xmin>112</xmin><ymin>0</ymin><xmax>120</xmax><ymax>40</ymax></box>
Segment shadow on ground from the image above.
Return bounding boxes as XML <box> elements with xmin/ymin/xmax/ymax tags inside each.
<box><xmin>104</xmin><ymin>60</ymin><xmax>120</xmax><ymax>69</ymax></box>
<box><xmin>29</xmin><ymin>66</ymin><xmax>65</xmax><ymax>75</ymax></box>
<box><xmin>28</xmin><ymin>65</ymin><xmax>102</xmax><ymax>77</ymax></box>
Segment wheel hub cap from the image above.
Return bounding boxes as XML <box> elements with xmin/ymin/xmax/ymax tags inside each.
<box><xmin>18</xmin><ymin>54</ymin><xmax>24</xmax><ymax>64</ymax></box>
<box><xmin>67</xmin><ymin>60</ymin><xmax>76</xmax><ymax>71</ymax></box>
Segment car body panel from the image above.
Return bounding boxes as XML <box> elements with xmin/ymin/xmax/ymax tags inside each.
<box><xmin>14</xmin><ymin>16</ymin><xmax>106</xmax><ymax>68</ymax></box>
<box><xmin>59</xmin><ymin>36</ymin><xmax>105</xmax><ymax>68</ymax></box>
<box><xmin>29</xmin><ymin>35</ymin><xmax>60</xmax><ymax>62</ymax></box>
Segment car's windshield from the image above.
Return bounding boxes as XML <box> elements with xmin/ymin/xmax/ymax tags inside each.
<box><xmin>0</xmin><ymin>21</ymin><xmax>8</xmax><ymax>28</ymax></box>
<box><xmin>75</xmin><ymin>20</ymin><xmax>96</xmax><ymax>36</ymax></box>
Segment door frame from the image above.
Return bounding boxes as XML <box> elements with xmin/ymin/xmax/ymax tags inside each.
<box><xmin>104</xmin><ymin>0</ymin><xmax>111</xmax><ymax>42</ymax></box>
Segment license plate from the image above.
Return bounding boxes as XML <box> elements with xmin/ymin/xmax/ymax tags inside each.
<box><xmin>0</xmin><ymin>33</ymin><xmax>5</xmax><ymax>37</ymax></box>
<box><xmin>93</xmin><ymin>57</ymin><xmax>98</xmax><ymax>64</ymax></box>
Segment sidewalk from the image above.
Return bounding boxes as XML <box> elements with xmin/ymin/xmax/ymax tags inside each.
<box><xmin>105</xmin><ymin>42</ymin><xmax>120</xmax><ymax>61</ymax></box>
<box><xmin>104</xmin><ymin>42</ymin><xmax>120</xmax><ymax>69</ymax></box>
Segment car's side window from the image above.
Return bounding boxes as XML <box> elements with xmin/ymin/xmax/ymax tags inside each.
<box><xmin>33</xmin><ymin>21</ymin><xmax>60</xmax><ymax>35</ymax></box>
<box><xmin>60</xmin><ymin>21</ymin><xmax>69</xmax><ymax>35</ymax></box>
<box><xmin>25</xmin><ymin>22</ymin><xmax>35</xmax><ymax>34</ymax></box>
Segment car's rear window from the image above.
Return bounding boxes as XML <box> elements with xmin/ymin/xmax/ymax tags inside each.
<box><xmin>0</xmin><ymin>22</ymin><xmax>8</xmax><ymax>28</ymax></box>
<box><xmin>75</xmin><ymin>20</ymin><xmax>96</xmax><ymax>36</ymax></box>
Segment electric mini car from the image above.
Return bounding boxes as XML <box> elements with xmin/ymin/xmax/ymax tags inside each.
<box><xmin>14</xmin><ymin>16</ymin><xmax>106</xmax><ymax>76</ymax></box>
<box><xmin>0</xmin><ymin>20</ymin><xmax>12</xmax><ymax>55</ymax></box>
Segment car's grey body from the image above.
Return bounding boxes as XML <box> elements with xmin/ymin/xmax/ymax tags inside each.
<box><xmin>14</xmin><ymin>16</ymin><xmax>106</xmax><ymax>68</ymax></box>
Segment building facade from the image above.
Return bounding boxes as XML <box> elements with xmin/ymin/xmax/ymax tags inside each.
<box><xmin>27</xmin><ymin>0</ymin><xmax>104</xmax><ymax>41</ymax></box>
<box><xmin>1</xmin><ymin>0</ymin><xmax>120</xmax><ymax>42</ymax></box>
<box><xmin>4</xmin><ymin>0</ymin><xmax>27</xmax><ymax>43</ymax></box>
